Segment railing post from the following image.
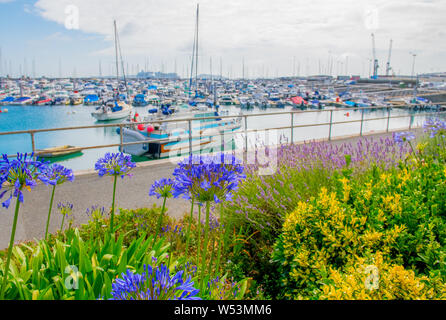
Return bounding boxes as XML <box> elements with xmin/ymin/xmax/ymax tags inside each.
<box><xmin>220</xmin><ymin>130</ymin><xmax>224</xmax><ymax>153</ymax></box>
<box><xmin>408</xmin><ymin>113</ymin><xmax>413</xmax><ymax>130</ymax></box>
<box><xmin>30</xmin><ymin>131</ymin><xmax>36</xmax><ymax>160</ymax></box>
<box><xmin>244</xmin><ymin>115</ymin><xmax>248</xmax><ymax>153</ymax></box>
<box><xmin>359</xmin><ymin>108</ymin><xmax>365</xmax><ymax>136</ymax></box>
<box><xmin>188</xmin><ymin>120</ymin><xmax>192</xmax><ymax>155</ymax></box>
<box><xmin>328</xmin><ymin>110</ymin><xmax>333</xmax><ymax>141</ymax></box>
<box><xmin>290</xmin><ymin>112</ymin><xmax>294</xmax><ymax>144</ymax></box>
<box><xmin>386</xmin><ymin>108</ymin><xmax>391</xmax><ymax>132</ymax></box>
<box><xmin>119</xmin><ymin>124</ymin><xmax>123</xmax><ymax>152</ymax></box>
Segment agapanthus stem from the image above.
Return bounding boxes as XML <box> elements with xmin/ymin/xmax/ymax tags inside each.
<box><xmin>207</xmin><ymin>235</ymin><xmax>215</xmax><ymax>278</ymax></box>
<box><xmin>110</xmin><ymin>175</ymin><xmax>118</xmax><ymax>234</ymax></box>
<box><xmin>44</xmin><ymin>185</ymin><xmax>56</xmax><ymax>240</ymax></box>
<box><xmin>185</xmin><ymin>198</ymin><xmax>194</xmax><ymax>254</ymax></box>
<box><xmin>0</xmin><ymin>197</ymin><xmax>20</xmax><ymax>300</ymax></box>
<box><xmin>153</xmin><ymin>196</ymin><xmax>167</xmax><ymax>247</ymax></box>
<box><xmin>200</xmin><ymin>201</ymin><xmax>211</xmax><ymax>290</ymax></box>
<box><xmin>215</xmin><ymin>203</ymin><xmax>223</xmax><ymax>276</ymax></box>
<box><xmin>196</xmin><ymin>204</ymin><xmax>202</xmax><ymax>266</ymax></box>
<box><xmin>60</xmin><ymin>214</ymin><xmax>66</xmax><ymax>232</ymax></box>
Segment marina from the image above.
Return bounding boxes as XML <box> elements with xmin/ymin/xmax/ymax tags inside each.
<box><xmin>1</xmin><ymin>0</ymin><xmax>446</xmax><ymax>303</ymax></box>
<box><xmin>1</xmin><ymin>93</ymin><xmax>445</xmax><ymax>171</ymax></box>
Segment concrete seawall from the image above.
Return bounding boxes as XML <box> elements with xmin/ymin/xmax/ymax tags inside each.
<box><xmin>0</xmin><ymin>129</ymin><xmax>422</xmax><ymax>249</ymax></box>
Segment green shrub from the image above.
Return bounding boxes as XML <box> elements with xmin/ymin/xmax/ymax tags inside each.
<box><xmin>0</xmin><ymin>229</ymin><xmax>170</xmax><ymax>300</ymax></box>
<box><xmin>273</xmin><ymin>159</ymin><xmax>446</xmax><ymax>299</ymax></box>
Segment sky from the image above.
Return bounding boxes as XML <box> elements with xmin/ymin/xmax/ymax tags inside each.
<box><xmin>0</xmin><ymin>0</ymin><xmax>445</xmax><ymax>78</ymax></box>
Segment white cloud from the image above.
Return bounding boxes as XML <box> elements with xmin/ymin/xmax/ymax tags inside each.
<box><xmin>31</xmin><ymin>0</ymin><xmax>446</xmax><ymax>76</ymax></box>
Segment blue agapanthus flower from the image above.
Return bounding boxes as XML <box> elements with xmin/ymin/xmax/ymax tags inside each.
<box><xmin>110</xmin><ymin>263</ymin><xmax>201</xmax><ymax>300</ymax></box>
<box><xmin>393</xmin><ymin>131</ymin><xmax>416</xmax><ymax>146</ymax></box>
<box><xmin>0</xmin><ymin>153</ymin><xmax>47</xmax><ymax>208</ymax></box>
<box><xmin>423</xmin><ymin>118</ymin><xmax>446</xmax><ymax>138</ymax></box>
<box><xmin>57</xmin><ymin>202</ymin><xmax>74</xmax><ymax>212</ymax></box>
<box><xmin>39</xmin><ymin>163</ymin><xmax>74</xmax><ymax>186</ymax></box>
<box><xmin>172</xmin><ymin>153</ymin><xmax>245</xmax><ymax>203</ymax></box>
<box><xmin>149</xmin><ymin>178</ymin><xmax>175</xmax><ymax>199</ymax></box>
<box><xmin>95</xmin><ymin>152</ymin><xmax>136</xmax><ymax>178</ymax></box>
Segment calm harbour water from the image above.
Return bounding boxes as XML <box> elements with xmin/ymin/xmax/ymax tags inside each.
<box><xmin>0</xmin><ymin>104</ymin><xmax>431</xmax><ymax>171</ymax></box>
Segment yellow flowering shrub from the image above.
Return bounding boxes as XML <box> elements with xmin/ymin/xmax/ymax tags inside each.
<box><xmin>320</xmin><ymin>252</ymin><xmax>446</xmax><ymax>300</ymax></box>
<box><xmin>273</xmin><ymin>160</ymin><xmax>446</xmax><ymax>299</ymax></box>
<box><xmin>273</xmin><ymin>187</ymin><xmax>406</xmax><ymax>299</ymax></box>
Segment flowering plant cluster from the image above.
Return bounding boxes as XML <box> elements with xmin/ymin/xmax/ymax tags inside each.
<box><xmin>423</xmin><ymin>118</ymin><xmax>446</xmax><ymax>138</ymax></box>
<box><xmin>392</xmin><ymin>131</ymin><xmax>415</xmax><ymax>146</ymax></box>
<box><xmin>110</xmin><ymin>264</ymin><xmax>201</xmax><ymax>300</ymax></box>
<box><xmin>95</xmin><ymin>152</ymin><xmax>136</xmax><ymax>178</ymax></box>
<box><xmin>0</xmin><ymin>153</ymin><xmax>47</xmax><ymax>208</ymax></box>
<box><xmin>273</xmin><ymin>153</ymin><xmax>446</xmax><ymax>299</ymax></box>
<box><xmin>39</xmin><ymin>163</ymin><xmax>74</xmax><ymax>186</ymax></box>
<box><xmin>95</xmin><ymin>152</ymin><xmax>136</xmax><ymax>233</ymax></box>
<box><xmin>149</xmin><ymin>178</ymin><xmax>175</xmax><ymax>199</ymax></box>
<box><xmin>172</xmin><ymin>153</ymin><xmax>246</xmax><ymax>203</ymax></box>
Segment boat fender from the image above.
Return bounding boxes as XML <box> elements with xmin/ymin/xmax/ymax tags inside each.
<box><xmin>147</xmin><ymin>125</ymin><xmax>154</xmax><ymax>133</ymax></box>
<box><xmin>137</xmin><ymin>124</ymin><xmax>145</xmax><ymax>131</ymax></box>
<box><xmin>133</xmin><ymin>113</ymin><xmax>141</xmax><ymax>122</ymax></box>
<box><xmin>116</xmin><ymin>128</ymin><xmax>121</xmax><ymax>135</ymax></box>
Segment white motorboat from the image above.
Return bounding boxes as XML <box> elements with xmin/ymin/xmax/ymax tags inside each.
<box><xmin>91</xmin><ymin>100</ymin><xmax>132</xmax><ymax>121</ymax></box>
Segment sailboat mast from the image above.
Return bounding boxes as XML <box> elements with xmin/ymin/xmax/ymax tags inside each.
<box><xmin>195</xmin><ymin>4</ymin><xmax>199</xmax><ymax>96</ymax></box>
<box><xmin>189</xmin><ymin>28</ymin><xmax>196</xmax><ymax>97</ymax></box>
<box><xmin>114</xmin><ymin>20</ymin><xmax>119</xmax><ymax>98</ymax></box>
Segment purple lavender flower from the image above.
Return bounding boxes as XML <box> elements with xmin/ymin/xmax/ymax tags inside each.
<box><xmin>95</xmin><ymin>152</ymin><xmax>136</xmax><ymax>179</ymax></box>
<box><xmin>0</xmin><ymin>153</ymin><xmax>47</xmax><ymax>208</ymax></box>
<box><xmin>110</xmin><ymin>263</ymin><xmax>201</xmax><ymax>300</ymax></box>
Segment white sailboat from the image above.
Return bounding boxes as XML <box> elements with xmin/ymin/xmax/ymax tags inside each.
<box><xmin>91</xmin><ymin>20</ymin><xmax>132</xmax><ymax>121</ymax></box>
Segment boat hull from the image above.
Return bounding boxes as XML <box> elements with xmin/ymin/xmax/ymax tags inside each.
<box><xmin>121</xmin><ymin>124</ymin><xmax>241</xmax><ymax>158</ymax></box>
<box><xmin>92</xmin><ymin>109</ymin><xmax>131</xmax><ymax>121</ymax></box>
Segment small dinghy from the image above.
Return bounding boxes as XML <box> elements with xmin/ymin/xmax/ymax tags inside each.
<box><xmin>35</xmin><ymin>145</ymin><xmax>82</xmax><ymax>158</ymax></box>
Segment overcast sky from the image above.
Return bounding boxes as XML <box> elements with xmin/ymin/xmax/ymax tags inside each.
<box><xmin>0</xmin><ymin>0</ymin><xmax>445</xmax><ymax>78</ymax></box>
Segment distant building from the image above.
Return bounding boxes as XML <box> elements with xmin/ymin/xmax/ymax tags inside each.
<box><xmin>136</xmin><ymin>71</ymin><xmax>179</xmax><ymax>79</ymax></box>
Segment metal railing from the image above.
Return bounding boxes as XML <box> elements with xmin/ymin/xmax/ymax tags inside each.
<box><xmin>1</xmin><ymin>103</ymin><xmax>446</xmax><ymax>161</ymax></box>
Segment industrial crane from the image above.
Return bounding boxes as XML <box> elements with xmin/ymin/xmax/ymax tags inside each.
<box><xmin>371</xmin><ymin>33</ymin><xmax>379</xmax><ymax>79</ymax></box>
<box><xmin>386</xmin><ymin>39</ymin><xmax>393</xmax><ymax>76</ymax></box>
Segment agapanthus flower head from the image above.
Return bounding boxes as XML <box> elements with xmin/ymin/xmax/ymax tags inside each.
<box><xmin>57</xmin><ymin>202</ymin><xmax>74</xmax><ymax>216</ymax></box>
<box><xmin>86</xmin><ymin>205</ymin><xmax>105</xmax><ymax>220</ymax></box>
<box><xmin>110</xmin><ymin>263</ymin><xmax>201</xmax><ymax>300</ymax></box>
<box><xmin>393</xmin><ymin>131</ymin><xmax>416</xmax><ymax>146</ymax></box>
<box><xmin>172</xmin><ymin>153</ymin><xmax>245</xmax><ymax>203</ymax></box>
<box><xmin>95</xmin><ymin>152</ymin><xmax>136</xmax><ymax>178</ymax></box>
<box><xmin>39</xmin><ymin>163</ymin><xmax>74</xmax><ymax>186</ymax></box>
<box><xmin>0</xmin><ymin>153</ymin><xmax>48</xmax><ymax>208</ymax></box>
<box><xmin>149</xmin><ymin>178</ymin><xmax>175</xmax><ymax>199</ymax></box>
<box><xmin>423</xmin><ymin>118</ymin><xmax>446</xmax><ymax>138</ymax></box>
